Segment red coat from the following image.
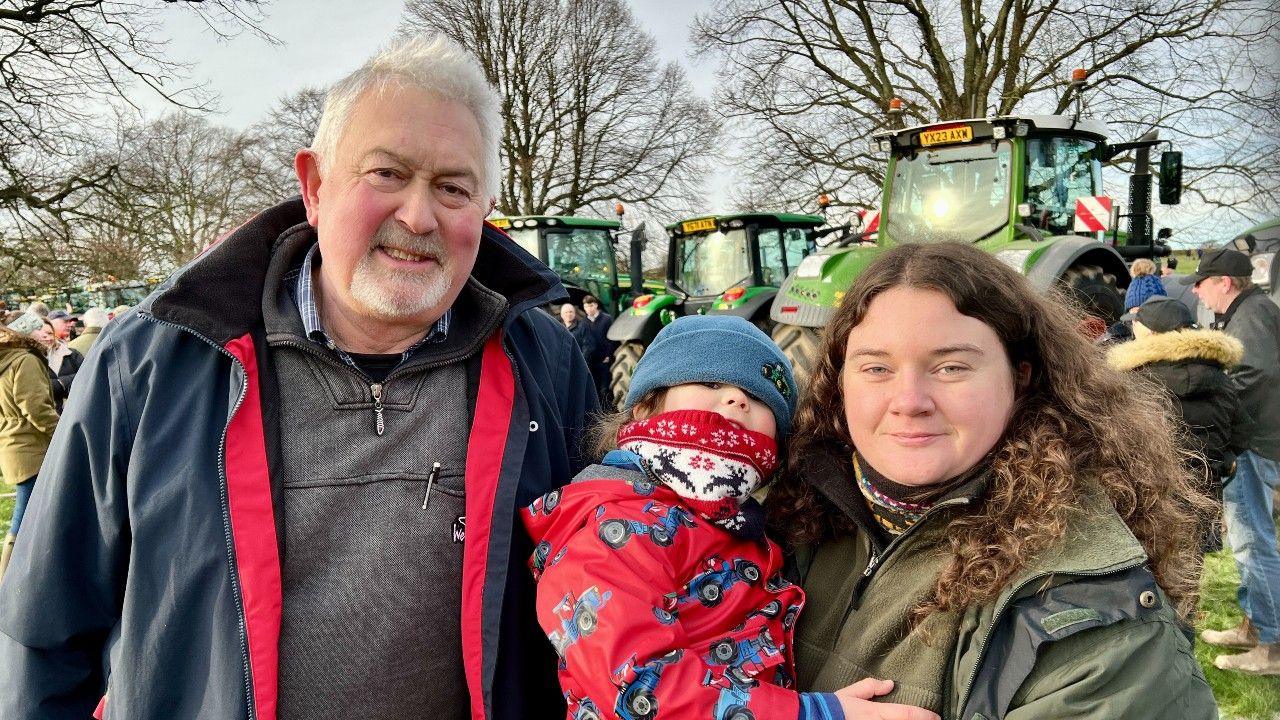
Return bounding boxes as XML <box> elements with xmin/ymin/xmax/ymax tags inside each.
<box><xmin>522</xmin><ymin>472</ymin><xmax>806</xmax><ymax>720</ymax></box>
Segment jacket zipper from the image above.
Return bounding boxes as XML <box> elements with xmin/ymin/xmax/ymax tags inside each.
<box><xmin>271</xmin><ymin>337</ymin><xmax>460</xmax><ymax>438</ymax></box>
<box><xmin>844</xmin><ymin>496</ymin><xmax>972</xmax><ymax>617</ymax></box>
<box><xmin>954</xmin><ymin>558</ymin><xmax>1145</xmax><ymax>717</ymax></box>
<box><xmin>139</xmin><ymin>311</ymin><xmax>258</xmax><ymax>720</ymax></box>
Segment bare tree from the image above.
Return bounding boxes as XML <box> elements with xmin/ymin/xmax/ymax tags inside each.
<box><xmin>247</xmin><ymin>85</ymin><xmax>327</xmax><ymax>202</ymax></box>
<box><xmin>0</xmin><ymin>0</ymin><xmax>273</xmax><ymax>215</ymax></box>
<box><xmin>401</xmin><ymin>0</ymin><xmax>721</xmax><ymax>218</ymax></box>
<box><xmin>695</xmin><ymin>0</ymin><xmax>1280</xmax><ymax>230</ymax></box>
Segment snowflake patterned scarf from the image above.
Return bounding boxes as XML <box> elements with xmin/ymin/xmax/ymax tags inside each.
<box><xmin>616</xmin><ymin>409</ymin><xmax>780</xmax><ymax>531</ymax></box>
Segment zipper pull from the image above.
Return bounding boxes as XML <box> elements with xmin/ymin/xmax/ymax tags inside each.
<box><xmin>422</xmin><ymin>462</ymin><xmax>441</xmax><ymax>510</ymax></box>
<box><xmin>863</xmin><ymin>553</ymin><xmax>880</xmax><ymax>577</ymax></box>
<box><xmin>371</xmin><ymin>383</ymin><xmax>385</xmax><ymax>436</ymax></box>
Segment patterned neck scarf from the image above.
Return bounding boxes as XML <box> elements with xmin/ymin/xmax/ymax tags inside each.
<box><xmin>854</xmin><ymin>454</ymin><xmax>937</xmax><ymax>536</ymax></box>
<box><xmin>617</xmin><ymin>409</ymin><xmax>779</xmax><ymax>531</ymax></box>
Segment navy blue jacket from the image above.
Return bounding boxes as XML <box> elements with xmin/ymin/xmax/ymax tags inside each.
<box><xmin>0</xmin><ymin>199</ymin><xmax>597</xmax><ymax>720</ymax></box>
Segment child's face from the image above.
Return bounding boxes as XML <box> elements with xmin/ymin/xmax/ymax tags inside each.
<box><xmin>657</xmin><ymin>382</ymin><xmax>776</xmax><ymax>439</ymax></box>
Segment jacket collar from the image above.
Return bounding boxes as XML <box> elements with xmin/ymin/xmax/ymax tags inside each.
<box><xmin>143</xmin><ymin>197</ymin><xmax>566</xmax><ymax>346</ymax></box>
<box><xmin>1217</xmin><ymin>287</ymin><xmax>1264</xmax><ymax>329</ymax></box>
<box><xmin>798</xmin><ymin>443</ymin><xmax>1148</xmax><ymax>579</ymax></box>
<box><xmin>1106</xmin><ymin>328</ymin><xmax>1244</xmax><ymax>372</ymax></box>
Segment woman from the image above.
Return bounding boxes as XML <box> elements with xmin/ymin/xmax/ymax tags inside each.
<box><xmin>32</xmin><ymin>317</ymin><xmax>83</xmax><ymax>410</ymax></box>
<box><xmin>0</xmin><ymin>321</ymin><xmax>61</xmax><ymax>580</ymax></box>
<box><xmin>769</xmin><ymin>243</ymin><xmax>1217</xmax><ymax>718</ymax></box>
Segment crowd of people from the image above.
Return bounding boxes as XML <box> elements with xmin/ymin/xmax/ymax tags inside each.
<box><xmin>0</xmin><ymin>32</ymin><xmax>1275</xmax><ymax>720</ymax></box>
<box><xmin>0</xmin><ymin>303</ymin><xmax>122</xmax><ymax>577</ymax></box>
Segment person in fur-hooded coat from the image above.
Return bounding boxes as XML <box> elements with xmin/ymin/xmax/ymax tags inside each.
<box><xmin>1108</xmin><ymin>296</ymin><xmax>1253</xmax><ymax>552</ymax></box>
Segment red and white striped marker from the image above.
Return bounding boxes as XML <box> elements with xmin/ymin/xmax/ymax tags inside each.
<box><xmin>1074</xmin><ymin>196</ymin><xmax>1113</xmax><ymax>233</ymax></box>
<box><xmin>859</xmin><ymin>210</ymin><xmax>880</xmax><ymax>235</ymax></box>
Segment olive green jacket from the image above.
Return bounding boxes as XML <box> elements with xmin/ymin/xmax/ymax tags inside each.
<box><xmin>66</xmin><ymin>326</ymin><xmax>100</xmax><ymax>355</ymax></box>
<box><xmin>0</xmin><ymin>335</ymin><xmax>60</xmax><ymax>485</ymax></box>
<box><xmin>790</xmin><ymin>453</ymin><xmax>1216</xmax><ymax>720</ymax></box>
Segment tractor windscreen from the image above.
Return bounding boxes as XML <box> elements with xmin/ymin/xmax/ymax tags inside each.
<box><xmin>546</xmin><ymin>228</ymin><xmax>615</xmax><ymax>282</ymax></box>
<box><xmin>883</xmin><ymin>141</ymin><xmax>1013</xmax><ymax>243</ymax></box>
<box><xmin>674</xmin><ymin>229</ymin><xmax>751</xmax><ymax>297</ymax></box>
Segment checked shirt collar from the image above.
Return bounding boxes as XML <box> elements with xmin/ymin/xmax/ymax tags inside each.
<box><xmin>287</xmin><ymin>241</ymin><xmax>450</xmax><ymax>371</ymax></box>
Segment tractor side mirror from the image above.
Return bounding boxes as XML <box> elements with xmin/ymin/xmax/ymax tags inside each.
<box><xmin>1232</xmin><ymin>234</ymin><xmax>1257</xmax><ymax>253</ymax></box>
<box><xmin>1159</xmin><ymin>151</ymin><xmax>1182</xmax><ymax>205</ymax></box>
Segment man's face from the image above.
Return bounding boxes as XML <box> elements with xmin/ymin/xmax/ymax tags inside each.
<box><xmin>297</xmin><ymin>83</ymin><xmax>488</xmax><ymax>324</ymax></box>
<box><xmin>583</xmin><ymin>301</ymin><xmax>599</xmax><ymax>317</ymax></box>
<box><xmin>49</xmin><ymin>318</ymin><xmax>69</xmax><ymax>339</ymax></box>
<box><xmin>1192</xmin><ymin>276</ymin><xmax>1234</xmax><ymax>314</ymax></box>
<box><xmin>559</xmin><ymin>304</ymin><xmax>577</xmax><ymax>325</ymax></box>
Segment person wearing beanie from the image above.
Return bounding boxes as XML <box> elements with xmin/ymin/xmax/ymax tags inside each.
<box><xmin>521</xmin><ymin>316</ymin><xmax>937</xmax><ymax>720</ymax></box>
<box><xmin>1107</xmin><ymin>296</ymin><xmax>1252</xmax><ymax>559</ymax></box>
<box><xmin>1124</xmin><ymin>258</ymin><xmax>1168</xmax><ymax>312</ymax></box>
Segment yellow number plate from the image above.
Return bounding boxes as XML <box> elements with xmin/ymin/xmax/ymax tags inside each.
<box><xmin>681</xmin><ymin>217</ymin><xmax>718</xmax><ymax>234</ymax></box>
<box><xmin>490</xmin><ymin>217</ymin><xmax>511</xmax><ymax>229</ymax></box>
<box><xmin>920</xmin><ymin>125</ymin><xmax>973</xmax><ymax>146</ymax></box>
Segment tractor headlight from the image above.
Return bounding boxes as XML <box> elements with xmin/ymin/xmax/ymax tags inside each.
<box><xmin>796</xmin><ymin>254</ymin><xmax>827</xmax><ymax>278</ymax></box>
<box><xmin>1252</xmin><ymin>252</ymin><xmax>1274</xmax><ymax>288</ymax></box>
<box><xmin>995</xmin><ymin>249</ymin><xmax>1033</xmax><ymax>274</ymax></box>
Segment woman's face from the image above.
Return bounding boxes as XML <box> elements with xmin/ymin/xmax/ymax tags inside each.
<box><xmin>841</xmin><ymin>286</ymin><xmax>1018</xmax><ymax>486</ymax></box>
<box><xmin>32</xmin><ymin>324</ymin><xmax>55</xmax><ymax>347</ymax></box>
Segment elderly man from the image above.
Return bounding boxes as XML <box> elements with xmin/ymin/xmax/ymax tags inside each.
<box><xmin>1188</xmin><ymin>248</ymin><xmax>1280</xmax><ymax>676</ymax></box>
<box><xmin>0</xmin><ymin>36</ymin><xmax>597</xmax><ymax>719</ymax></box>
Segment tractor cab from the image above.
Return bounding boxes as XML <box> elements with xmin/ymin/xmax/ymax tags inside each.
<box><xmin>666</xmin><ymin>213</ymin><xmax>821</xmax><ymax>315</ymax></box>
<box><xmin>491</xmin><ymin>215</ymin><xmax>625</xmax><ymax>314</ymax></box>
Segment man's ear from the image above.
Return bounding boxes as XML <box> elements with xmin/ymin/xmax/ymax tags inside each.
<box><xmin>295</xmin><ymin>149</ymin><xmax>323</xmax><ymax>227</ymax></box>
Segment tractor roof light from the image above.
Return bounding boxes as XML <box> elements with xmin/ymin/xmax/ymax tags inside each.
<box><xmin>614</xmin><ymin>202</ymin><xmax>625</xmax><ymax>217</ymax></box>
<box><xmin>727</xmin><ymin>219</ymin><xmax>744</xmax><ymax>228</ymax></box>
<box><xmin>818</xmin><ymin>193</ymin><xmax>831</xmax><ymax>208</ymax></box>
<box><xmin>546</xmin><ymin>218</ymin><xmax>559</xmax><ymax>226</ymax></box>
<box><xmin>722</xmin><ymin>286</ymin><xmax>746</xmax><ymax>302</ymax></box>
<box><xmin>992</xmin><ymin>125</ymin><xmax>1008</xmax><ymax>140</ymax></box>
<box><xmin>879</xmin><ymin>139</ymin><xmax>892</xmax><ymax>153</ymax></box>
<box><xmin>1071</xmin><ymin>68</ymin><xmax>1088</xmax><ymax>82</ymax></box>
<box><xmin>1014</xmin><ymin>122</ymin><xmax>1029</xmax><ymax>137</ymax></box>
<box><xmin>633</xmin><ymin>294</ymin><xmax>654</xmax><ymax>309</ymax></box>
<box><xmin>889</xmin><ymin>97</ymin><xmax>903</xmax><ymax>111</ymax></box>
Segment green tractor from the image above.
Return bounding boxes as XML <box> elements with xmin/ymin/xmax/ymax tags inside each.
<box><xmin>770</xmin><ymin>111</ymin><xmax>1183</xmax><ymax>385</ymax></box>
<box><xmin>607</xmin><ymin>212</ymin><xmax>832</xmax><ymax>403</ymax></box>
<box><xmin>1228</xmin><ymin>218</ymin><xmax>1280</xmax><ymax>304</ymax></box>
<box><xmin>491</xmin><ymin>214</ymin><xmax>635</xmax><ymax>316</ymax></box>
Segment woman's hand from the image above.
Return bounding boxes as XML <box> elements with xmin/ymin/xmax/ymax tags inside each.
<box><xmin>834</xmin><ymin>678</ymin><xmax>940</xmax><ymax>720</ymax></box>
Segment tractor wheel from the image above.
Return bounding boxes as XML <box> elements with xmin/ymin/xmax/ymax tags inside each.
<box><xmin>610</xmin><ymin>342</ymin><xmax>644</xmax><ymax>409</ymax></box>
<box><xmin>724</xmin><ymin>707</ymin><xmax>755</xmax><ymax>720</ymax></box>
<box><xmin>1061</xmin><ymin>264</ymin><xmax>1124</xmax><ymax>325</ymax></box>
<box><xmin>599</xmin><ymin>520</ymin><xmax>632</xmax><ymax>549</ymax></box>
<box><xmin>711</xmin><ymin>638</ymin><xmax>737</xmax><ymax>663</ymax></box>
<box><xmin>649</xmin><ymin>525</ymin><xmax>673</xmax><ymax>546</ymax></box>
<box><xmin>625</xmin><ymin>688</ymin><xmax>658</xmax><ymax>720</ymax></box>
<box><xmin>697</xmin><ymin>580</ymin><xmax>724</xmax><ymax>607</ymax></box>
<box><xmin>771</xmin><ymin>323</ymin><xmax>822</xmax><ymax>390</ymax></box>
<box><xmin>576</xmin><ymin>606</ymin><xmax>598</xmax><ymax>636</ymax></box>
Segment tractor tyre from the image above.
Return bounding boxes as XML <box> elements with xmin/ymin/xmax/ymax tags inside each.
<box><xmin>771</xmin><ymin>323</ymin><xmax>822</xmax><ymax>390</ymax></box>
<box><xmin>724</xmin><ymin>707</ymin><xmax>755</xmax><ymax>720</ymax></box>
<box><xmin>599</xmin><ymin>520</ymin><xmax>633</xmax><ymax>549</ymax></box>
<box><xmin>1061</xmin><ymin>264</ymin><xmax>1124</xmax><ymax>325</ymax></box>
<box><xmin>576</xmin><ymin>606</ymin><xmax>598</xmax><ymax>636</ymax></box>
<box><xmin>610</xmin><ymin>342</ymin><xmax>644</xmax><ymax>409</ymax></box>
<box><xmin>625</xmin><ymin>688</ymin><xmax>658</xmax><ymax>720</ymax></box>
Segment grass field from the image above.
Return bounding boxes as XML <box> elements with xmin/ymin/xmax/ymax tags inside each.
<box><xmin>1198</xmin><ymin>550</ymin><xmax>1280</xmax><ymax>719</ymax></box>
<box><xmin>0</xmin><ymin>499</ymin><xmax>1276</xmax><ymax>716</ymax></box>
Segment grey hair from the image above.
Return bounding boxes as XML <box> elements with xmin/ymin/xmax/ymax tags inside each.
<box><xmin>310</xmin><ymin>34</ymin><xmax>502</xmax><ymax>199</ymax></box>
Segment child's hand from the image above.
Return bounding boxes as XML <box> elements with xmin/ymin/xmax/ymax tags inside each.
<box><xmin>834</xmin><ymin>678</ymin><xmax>940</xmax><ymax>720</ymax></box>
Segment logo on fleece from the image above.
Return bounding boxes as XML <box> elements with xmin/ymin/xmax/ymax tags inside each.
<box><xmin>616</xmin><ymin>409</ymin><xmax>778</xmax><ymax>530</ymax></box>
<box><xmin>761</xmin><ymin>361</ymin><xmax>792</xmax><ymax>400</ymax></box>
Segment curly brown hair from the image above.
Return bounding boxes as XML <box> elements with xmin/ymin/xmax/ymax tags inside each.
<box><xmin>767</xmin><ymin>242</ymin><xmax>1214</xmax><ymax>621</ymax></box>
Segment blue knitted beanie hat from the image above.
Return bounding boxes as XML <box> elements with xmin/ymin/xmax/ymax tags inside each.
<box><xmin>624</xmin><ymin>315</ymin><xmax>797</xmax><ymax>438</ymax></box>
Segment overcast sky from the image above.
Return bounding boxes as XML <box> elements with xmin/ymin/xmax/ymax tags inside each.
<box><xmin>146</xmin><ymin>0</ymin><xmax>716</xmax><ymax>128</ymax></box>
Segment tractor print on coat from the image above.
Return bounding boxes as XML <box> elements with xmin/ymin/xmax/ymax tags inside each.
<box><xmin>611</xmin><ymin>650</ymin><xmax>684</xmax><ymax>720</ymax></box>
<box><xmin>521</xmin><ymin>474</ymin><xmax>807</xmax><ymax>720</ymax></box>
<box><xmin>665</xmin><ymin>555</ymin><xmax>762</xmax><ymax>609</ymax></box>
<box><xmin>548</xmin><ymin>586</ymin><xmax>612</xmax><ymax>656</ymax></box>
<box><xmin>597</xmin><ymin>501</ymin><xmax>698</xmax><ymax>549</ymax></box>
<box><xmin>529</xmin><ymin>488</ymin><xmax>562</xmax><ymax>517</ymax></box>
